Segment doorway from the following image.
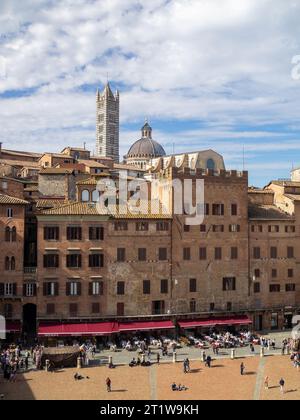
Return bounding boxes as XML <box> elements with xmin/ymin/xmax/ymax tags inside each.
<box><xmin>23</xmin><ymin>304</ymin><xmax>37</xmax><ymax>343</ymax></box>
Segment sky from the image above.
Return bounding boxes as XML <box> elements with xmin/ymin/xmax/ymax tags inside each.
<box><xmin>1</xmin><ymin>0</ymin><xmax>300</xmax><ymax>186</ymax></box>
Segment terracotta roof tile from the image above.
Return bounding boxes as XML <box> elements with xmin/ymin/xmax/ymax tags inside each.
<box><xmin>0</xmin><ymin>194</ymin><xmax>28</xmax><ymax>205</ymax></box>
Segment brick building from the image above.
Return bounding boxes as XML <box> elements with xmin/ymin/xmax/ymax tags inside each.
<box><xmin>0</xmin><ymin>146</ymin><xmax>299</xmax><ymax>342</ymax></box>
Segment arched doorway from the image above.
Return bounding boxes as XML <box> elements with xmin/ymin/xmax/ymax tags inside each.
<box><xmin>23</xmin><ymin>304</ymin><xmax>37</xmax><ymax>343</ymax></box>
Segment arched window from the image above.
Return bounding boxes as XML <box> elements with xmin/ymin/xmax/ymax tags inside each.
<box><xmin>92</xmin><ymin>190</ymin><xmax>99</xmax><ymax>203</ymax></box>
<box><xmin>11</xmin><ymin>227</ymin><xmax>16</xmax><ymax>242</ymax></box>
<box><xmin>5</xmin><ymin>257</ymin><xmax>10</xmax><ymax>270</ymax></box>
<box><xmin>81</xmin><ymin>190</ymin><xmax>90</xmax><ymax>202</ymax></box>
<box><xmin>5</xmin><ymin>227</ymin><xmax>11</xmax><ymax>242</ymax></box>
<box><xmin>11</xmin><ymin>257</ymin><xmax>15</xmax><ymax>270</ymax></box>
<box><xmin>207</xmin><ymin>159</ymin><xmax>215</xmax><ymax>171</ymax></box>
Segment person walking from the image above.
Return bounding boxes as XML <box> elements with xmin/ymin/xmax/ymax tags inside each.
<box><xmin>157</xmin><ymin>353</ymin><xmax>160</xmax><ymax>364</ymax></box>
<box><xmin>106</xmin><ymin>377</ymin><xmax>112</xmax><ymax>392</ymax></box>
<box><xmin>264</xmin><ymin>376</ymin><xmax>269</xmax><ymax>390</ymax></box>
<box><xmin>279</xmin><ymin>378</ymin><xmax>285</xmax><ymax>394</ymax></box>
<box><xmin>240</xmin><ymin>362</ymin><xmax>245</xmax><ymax>376</ymax></box>
<box><xmin>205</xmin><ymin>355</ymin><xmax>212</xmax><ymax>368</ymax></box>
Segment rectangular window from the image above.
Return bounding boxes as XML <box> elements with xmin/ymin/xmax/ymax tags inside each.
<box><xmin>253</xmin><ymin>247</ymin><xmax>261</xmax><ymax>259</ymax></box>
<box><xmin>89</xmin><ymin>254</ymin><xmax>104</xmax><ymax>268</ymax></box>
<box><xmin>161</xmin><ymin>279</ymin><xmax>168</xmax><ymax>294</ymax></box>
<box><xmin>213</xmin><ymin>225</ymin><xmax>224</xmax><ymax>232</ymax></box>
<box><xmin>223</xmin><ymin>277</ymin><xmax>236</xmax><ymax>291</ymax></box>
<box><xmin>158</xmin><ymin>248</ymin><xmax>167</xmax><ymax>261</ymax></box>
<box><xmin>231</xmin><ymin>247</ymin><xmax>238</xmax><ymax>260</ymax></box>
<box><xmin>69</xmin><ymin>303</ymin><xmax>78</xmax><ymax>316</ymax></box>
<box><xmin>89</xmin><ymin>281</ymin><xmax>103</xmax><ymax>296</ymax></box>
<box><xmin>138</xmin><ymin>248</ymin><xmax>147</xmax><ymax>261</ymax></box>
<box><xmin>7</xmin><ymin>208</ymin><xmax>13</xmax><ymax>218</ymax></box>
<box><xmin>215</xmin><ymin>247</ymin><xmax>222</xmax><ymax>260</ymax></box>
<box><xmin>44</xmin><ymin>227</ymin><xmax>59</xmax><ymax>241</ymax></box>
<box><xmin>189</xmin><ymin>278</ymin><xmax>197</xmax><ymax>293</ymax></box>
<box><xmin>114</xmin><ymin>222</ymin><xmax>128</xmax><ymax>231</ymax></box>
<box><xmin>92</xmin><ymin>303</ymin><xmax>100</xmax><ymax>314</ymax></box>
<box><xmin>254</xmin><ymin>269</ymin><xmax>260</xmax><ymax>278</ymax></box>
<box><xmin>254</xmin><ymin>282</ymin><xmax>261</xmax><ymax>293</ymax></box>
<box><xmin>183</xmin><ymin>248</ymin><xmax>191</xmax><ymax>261</ymax></box>
<box><xmin>287</xmin><ymin>247</ymin><xmax>294</xmax><ymax>258</ymax></box>
<box><xmin>271</xmin><ymin>269</ymin><xmax>277</xmax><ymax>278</ymax></box>
<box><xmin>270</xmin><ymin>247</ymin><xmax>277</xmax><ymax>259</ymax></box>
<box><xmin>231</xmin><ymin>204</ymin><xmax>238</xmax><ymax>216</ymax></box>
<box><xmin>89</xmin><ymin>226</ymin><xmax>104</xmax><ymax>240</ymax></box>
<box><xmin>200</xmin><ymin>224</ymin><xmax>206</xmax><ymax>232</ymax></box>
<box><xmin>285</xmin><ymin>225</ymin><xmax>295</xmax><ymax>233</ymax></box>
<box><xmin>117</xmin><ymin>281</ymin><xmax>125</xmax><ymax>295</ymax></box>
<box><xmin>285</xmin><ymin>283</ymin><xmax>296</xmax><ymax>292</ymax></box>
<box><xmin>156</xmin><ymin>222</ymin><xmax>169</xmax><ymax>232</ymax></box>
<box><xmin>229</xmin><ymin>224</ymin><xmax>240</xmax><ymax>233</ymax></box>
<box><xmin>269</xmin><ymin>284</ymin><xmax>280</xmax><ymax>293</ymax></box>
<box><xmin>227</xmin><ymin>302</ymin><xmax>232</xmax><ymax>311</ymax></box>
<box><xmin>190</xmin><ymin>299</ymin><xmax>196</xmax><ymax>313</ymax></box>
<box><xmin>25</xmin><ymin>283</ymin><xmax>36</xmax><ymax>297</ymax></box>
<box><xmin>184</xmin><ymin>225</ymin><xmax>190</xmax><ymax>232</ymax></box>
<box><xmin>67</xmin><ymin>282</ymin><xmax>81</xmax><ymax>296</ymax></box>
<box><xmin>43</xmin><ymin>282</ymin><xmax>58</xmax><ymax>297</ymax></box>
<box><xmin>46</xmin><ymin>303</ymin><xmax>55</xmax><ymax>315</ymax></box>
<box><xmin>199</xmin><ymin>247</ymin><xmax>207</xmax><ymax>260</ymax></box>
<box><xmin>67</xmin><ymin>226</ymin><xmax>82</xmax><ymax>240</ymax></box>
<box><xmin>212</xmin><ymin>204</ymin><xmax>224</xmax><ymax>216</ymax></box>
<box><xmin>117</xmin><ymin>248</ymin><xmax>126</xmax><ymax>262</ymax></box>
<box><xmin>268</xmin><ymin>225</ymin><xmax>279</xmax><ymax>233</ymax></box>
<box><xmin>143</xmin><ymin>280</ymin><xmax>151</xmax><ymax>295</ymax></box>
<box><xmin>288</xmin><ymin>269</ymin><xmax>294</xmax><ymax>278</ymax></box>
<box><xmin>136</xmin><ymin>222</ymin><xmax>149</xmax><ymax>231</ymax></box>
<box><xmin>43</xmin><ymin>254</ymin><xmax>59</xmax><ymax>268</ymax></box>
<box><xmin>210</xmin><ymin>303</ymin><xmax>215</xmax><ymax>312</ymax></box>
<box><xmin>117</xmin><ymin>303</ymin><xmax>124</xmax><ymax>316</ymax></box>
<box><xmin>66</xmin><ymin>254</ymin><xmax>82</xmax><ymax>268</ymax></box>
<box><xmin>4</xmin><ymin>283</ymin><xmax>14</xmax><ymax>297</ymax></box>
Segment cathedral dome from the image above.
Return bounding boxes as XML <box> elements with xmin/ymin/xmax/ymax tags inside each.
<box><xmin>126</xmin><ymin>122</ymin><xmax>166</xmax><ymax>158</ymax></box>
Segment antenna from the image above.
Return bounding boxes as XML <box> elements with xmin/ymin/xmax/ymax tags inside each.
<box><xmin>242</xmin><ymin>145</ymin><xmax>245</xmax><ymax>171</ymax></box>
<box><xmin>172</xmin><ymin>143</ymin><xmax>175</xmax><ymax>155</ymax></box>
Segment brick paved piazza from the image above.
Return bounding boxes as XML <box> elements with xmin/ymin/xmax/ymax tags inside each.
<box><xmin>1</xmin><ymin>354</ymin><xmax>299</xmax><ymax>400</ymax></box>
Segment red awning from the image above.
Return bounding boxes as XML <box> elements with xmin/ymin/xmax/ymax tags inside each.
<box><xmin>178</xmin><ymin>316</ymin><xmax>252</xmax><ymax>329</ymax></box>
<box><xmin>6</xmin><ymin>321</ymin><xmax>21</xmax><ymax>333</ymax></box>
<box><xmin>38</xmin><ymin>322</ymin><xmax>119</xmax><ymax>337</ymax></box>
<box><xmin>119</xmin><ymin>320</ymin><xmax>174</xmax><ymax>332</ymax></box>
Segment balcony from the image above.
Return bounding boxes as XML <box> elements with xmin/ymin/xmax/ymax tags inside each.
<box><xmin>24</xmin><ymin>267</ymin><xmax>37</xmax><ymax>274</ymax></box>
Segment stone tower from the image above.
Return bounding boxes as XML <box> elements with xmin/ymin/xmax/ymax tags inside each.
<box><xmin>96</xmin><ymin>83</ymin><xmax>119</xmax><ymax>162</ymax></box>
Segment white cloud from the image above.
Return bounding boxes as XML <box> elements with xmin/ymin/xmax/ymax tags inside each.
<box><xmin>0</xmin><ymin>0</ymin><xmax>300</xmax><ymax>186</ymax></box>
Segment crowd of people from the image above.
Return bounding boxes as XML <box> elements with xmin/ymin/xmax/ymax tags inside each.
<box><xmin>0</xmin><ymin>345</ymin><xmax>30</xmax><ymax>382</ymax></box>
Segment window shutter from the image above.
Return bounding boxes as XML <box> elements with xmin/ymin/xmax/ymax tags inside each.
<box><xmin>79</xmin><ymin>228</ymin><xmax>82</xmax><ymax>240</ymax></box>
<box><xmin>33</xmin><ymin>284</ymin><xmax>37</xmax><ymax>296</ymax></box>
<box><xmin>43</xmin><ymin>283</ymin><xmax>47</xmax><ymax>296</ymax></box>
<box><xmin>13</xmin><ymin>283</ymin><xmax>17</xmax><ymax>296</ymax></box>
<box><xmin>78</xmin><ymin>254</ymin><xmax>82</xmax><ymax>268</ymax></box>
<box><xmin>77</xmin><ymin>283</ymin><xmax>82</xmax><ymax>296</ymax></box>
<box><xmin>0</xmin><ymin>283</ymin><xmax>4</xmax><ymax>296</ymax></box>
<box><xmin>43</xmin><ymin>255</ymin><xmax>47</xmax><ymax>268</ymax></box>
<box><xmin>89</xmin><ymin>283</ymin><xmax>93</xmax><ymax>296</ymax></box>
<box><xmin>100</xmin><ymin>281</ymin><xmax>104</xmax><ymax>295</ymax></box>
<box><xmin>66</xmin><ymin>283</ymin><xmax>70</xmax><ymax>296</ymax></box>
<box><xmin>54</xmin><ymin>283</ymin><xmax>59</xmax><ymax>296</ymax></box>
<box><xmin>23</xmin><ymin>284</ymin><xmax>27</xmax><ymax>296</ymax></box>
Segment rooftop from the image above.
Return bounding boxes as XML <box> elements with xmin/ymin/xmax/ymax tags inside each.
<box><xmin>248</xmin><ymin>204</ymin><xmax>294</xmax><ymax>220</ymax></box>
<box><xmin>0</xmin><ymin>194</ymin><xmax>28</xmax><ymax>205</ymax></box>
